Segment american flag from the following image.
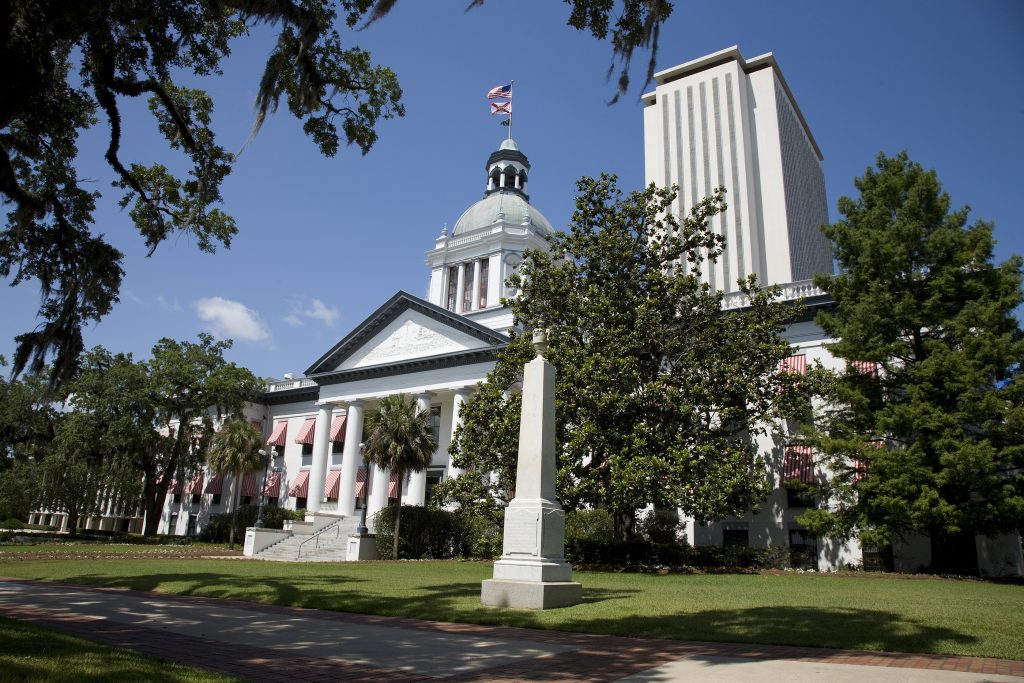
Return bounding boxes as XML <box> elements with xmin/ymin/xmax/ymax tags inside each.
<box><xmin>487</xmin><ymin>83</ymin><xmax>513</xmax><ymax>99</ymax></box>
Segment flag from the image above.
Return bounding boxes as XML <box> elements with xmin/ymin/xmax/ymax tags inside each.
<box><xmin>500</xmin><ymin>120</ymin><xmax>510</xmax><ymax>126</ymax></box>
<box><xmin>490</xmin><ymin>101</ymin><xmax>511</xmax><ymax>116</ymax></box>
<box><xmin>486</xmin><ymin>83</ymin><xmax>513</xmax><ymax>99</ymax></box>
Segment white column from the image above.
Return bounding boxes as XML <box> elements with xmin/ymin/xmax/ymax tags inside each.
<box><xmin>448</xmin><ymin>388</ymin><xmax>472</xmax><ymax>478</ymax></box>
<box><xmin>514</xmin><ymin>170</ymin><xmax>521</xmax><ymax>189</ymax></box>
<box><xmin>368</xmin><ymin>463</ymin><xmax>390</xmax><ymax>530</ymax></box>
<box><xmin>456</xmin><ymin>263</ymin><xmax>466</xmax><ymax>313</ymax></box>
<box><xmin>307</xmin><ymin>403</ymin><xmax>333</xmax><ymax>514</ymax></box>
<box><xmin>471</xmin><ymin>259</ymin><xmax>482</xmax><ymax>311</ymax></box>
<box><xmin>403</xmin><ymin>393</ymin><xmax>432</xmax><ymax>506</ymax></box>
<box><xmin>337</xmin><ymin>400</ymin><xmax>365</xmax><ymax>516</ymax></box>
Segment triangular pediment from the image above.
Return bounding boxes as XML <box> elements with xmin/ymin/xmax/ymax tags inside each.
<box><xmin>305</xmin><ymin>291</ymin><xmax>508</xmax><ymax>376</ymax></box>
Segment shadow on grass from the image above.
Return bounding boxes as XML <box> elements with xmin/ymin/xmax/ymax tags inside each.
<box><xmin>557</xmin><ymin>605</ymin><xmax>979</xmax><ymax>656</ymax></box>
<box><xmin>31</xmin><ymin>568</ymin><xmax>989</xmax><ymax>658</ymax></box>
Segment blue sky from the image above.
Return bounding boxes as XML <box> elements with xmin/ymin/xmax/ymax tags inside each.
<box><xmin>3</xmin><ymin>0</ymin><xmax>1022</xmax><ymax>380</ymax></box>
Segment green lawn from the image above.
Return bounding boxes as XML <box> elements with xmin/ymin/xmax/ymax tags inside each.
<box><xmin>0</xmin><ymin>542</ymin><xmax>238</xmax><ymax>557</ymax></box>
<box><xmin>2</xmin><ymin>556</ymin><xmax>1021</xmax><ymax>660</ymax></box>
<box><xmin>0</xmin><ymin>616</ymin><xmax>238</xmax><ymax>682</ymax></box>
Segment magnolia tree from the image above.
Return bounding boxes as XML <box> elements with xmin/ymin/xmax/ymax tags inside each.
<box><xmin>437</xmin><ymin>175</ymin><xmax>815</xmax><ymax>539</ymax></box>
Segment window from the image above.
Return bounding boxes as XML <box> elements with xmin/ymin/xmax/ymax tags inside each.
<box><xmin>191</xmin><ymin>493</ymin><xmax>201</xmax><ymax>505</ymax></box>
<box><xmin>429</xmin><ymin>406</ymin><xmax>441</xmax><ymax>446</ymax></box>
<box><xmin>446</xmin><ymin>265</ymin><xmax>458</xmax><ymax>311</ymax></box>
<box><xmin>240</xmin><ymin>495</ymin><xmax>253</xmax><ymax>506</ymax></box>
<box><xmin>723</xmin><ymin>527</ymin><xmax>749</xmax><ymax>548</ymax></box>
<box><xmin>172</xmin><ymin>493</ymin><xmax>182</xmax><ymax>504</ymax></box>
<box><xmin>478</xmin><ymin>258</ymin><xmax>489</xmax><ymax>308</ymax></box>
<box><xmin>789</xmin><ymin>528</ymin><xmax>818</xmax><ymax>570</ymax></box>
<box><xmin>186</xmin><ymin>514</ymin><xmax>198</xmax><ymax>538</ymax></box>
<box><xmin>462</xmin><ymin>263</ymin><xmax>475</xmax><ymax>311</ymax></box>
<box><xmin>425</xmin><ymin>467</ymin><xmax>445</xmax><ymax>506</ymax></box>
<box><xmin>267</xmin><ymin>496</ymin><xmax>278</xmax><ymax>508</ymax></box>
<box><xmin>296</xmin><ymin>497</ymin><xmax>307</xmax><ymax>510</ymax></box>
<box><xmin>786</xmin><ymin>485</ymin><xmax>816</xmax><ymax>509</ymax></box>
<box><xmin>332</xmin><ymin>440</ymin><xmax>344</xmax><ymax>454</ymax></box>
<box><xmin>211</xmin><ymin>493</ymin><xmax>222</xmax><ymax>506</ymax></box>
<box><xmin>168</xmin><ymin>512</ymin><xmax>179</xmax><ymax>534</ymax></box>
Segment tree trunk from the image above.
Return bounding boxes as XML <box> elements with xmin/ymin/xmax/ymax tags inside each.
<box><xmin>67</xmin><ymin>511</ymin><xmax>79</xmax><ymax>536</ymax></box>
<box><xmin>613</xmin><ymin>508</ymin><xmax>636</xmax><ymax>542</ymax></box>
<box><xmin>228</xmin><ymin>472</ymin><xmax>240</xmax><ymax>549</ymax></box>
<box><xmin>392</xmin><ymin>473</ymin><xmax>404</xmax><ymax>560</ymax></box>
<box><xmin>142</xmin><ymin>467</ymin><xmax>173</xmax><ymax>536</ymax></box>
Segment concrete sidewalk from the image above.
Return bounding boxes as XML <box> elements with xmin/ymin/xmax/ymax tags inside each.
<box><xmin>1</xmin><ymin>578</ymin><xmax>1021</xmax><ymax>682</ymax></box>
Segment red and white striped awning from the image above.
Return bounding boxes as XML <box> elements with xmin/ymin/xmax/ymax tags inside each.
<box><xmin>185</xmin><ymin>473</ymin><xmax>204</xmax><ymax>495</ymax></box>
<box><xmin>782</xmin><ymin>445</ymin><xmax>814</xmax><ymax>483</ymax></box>
<box><xmin>780</xmin><ymin>354</ymin><xmax>807</xmax><ymax>375</ymax></box>
<box><xmin>329</xmin><ymin>416</ymin><xmax>347</xmax><ymax>443</ymax></box>
<box><xmin>288</xmin><ymin>470</ymin><xmax>310</xmax><ymax>498</ymax></box>
<box><xmin>264</xmin><ymin>471</ymin><xmax>281</xmax><ymax>497</ymax></box>
<box><xmin>294</xmin><ymin>418</ymin><xmax>316</xmax><ymax>445</ymax></box>
<box><xmin>848</xmin><ymin>360</ymin><xmax>878</xmax><ymax>378</ymax></box>
<box><xmin>267</xmin><ymin>421</ymin><xmax>288</xmax><ymax>447</ymax></box>
<box><xmin>354</xmin><ymin>467</ymin><xmax>368</xmax><ymax>499</ymax></box>
<box><xmin>170</xmin><ymin>477</ymin><xmax>184</xmax><ymax>494</ymax></box>
<box><xmin>205</xmin><ymin>474</ymin><xmax>225</xmax><ymax>495</ymax></box>
<box><xmin>324</xmin><ymin>469</ymin><xmax>342</xmax><ymax>499</ymax></box>
<box><xmin>241</xmin><ymin>472</ymin><xmax>260</xmax><ymax>497</ymax></box>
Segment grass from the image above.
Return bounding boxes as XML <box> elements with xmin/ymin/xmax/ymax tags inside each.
<box><xmin>0</xmin><ymin>542</ymin><xmax>237</xmax><ymax>557</ymax></box>
<box><xmin>1</xmin><ymin>557</ymin><xmax>1022</xmax><ymax>660</ymax></box>
<box><xmin>0</xmin><ymin>616</ymin><xmax>237</xmax><ymax>682</ymax></box>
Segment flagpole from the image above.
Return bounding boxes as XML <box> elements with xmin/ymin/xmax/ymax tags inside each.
<box><xmin>508</xmin><ymin>80</ymin><xmax>514</xmax><ymax>140</ymax></box>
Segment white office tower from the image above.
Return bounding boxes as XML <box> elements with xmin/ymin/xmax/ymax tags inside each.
<box><xmin>642</xmin><ymin>46</ymin><xmax>832</xmax><ymax>292</ymax></box>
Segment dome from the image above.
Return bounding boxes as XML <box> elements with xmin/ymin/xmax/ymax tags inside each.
<box><xmin>451</xmin><ymin>191</ymin><xmax>553</xmax><ymax>237</ymax></box>
<box><xmin>499</xmin><ymin>138</ymin><xmax>519</xmax><ymax>151</ymax></box>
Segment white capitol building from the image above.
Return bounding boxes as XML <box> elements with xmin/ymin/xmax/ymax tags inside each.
<box><xmin>33</xmin><ymin>47</ymin><xmax>1022</xmax><ymax>577</ymax></box>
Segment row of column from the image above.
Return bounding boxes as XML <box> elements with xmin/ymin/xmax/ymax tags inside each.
<box><xmin>453</xmin><ymin>259</ymin><xmax>485</xmax><ymax>314</ymax></box>
<box><xmin>306</xmin><ymin>387</ymin><xmax>473</xmax><ymax>522</ymax></box>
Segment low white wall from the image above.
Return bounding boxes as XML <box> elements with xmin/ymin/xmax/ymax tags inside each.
<box><xmin>243</xmin><ymin>527</ymin><xmax>292</xmax><ymax>556</ymax></box>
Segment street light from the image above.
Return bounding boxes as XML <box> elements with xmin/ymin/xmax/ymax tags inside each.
<box><xmin>255</xmin><ymin>447</ymin><xmax>272</xmax><ymax>529</ymax></box>
<box><xmin>356</xmin><ymin>442</ymin><xmax>370</xmax><ymax>536</ymax></box>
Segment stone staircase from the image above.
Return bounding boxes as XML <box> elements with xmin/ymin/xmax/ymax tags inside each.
<box><xmin>255</xmin><ymin>515</ymin><xmax>366</xmax><ymax>562</ymax></box>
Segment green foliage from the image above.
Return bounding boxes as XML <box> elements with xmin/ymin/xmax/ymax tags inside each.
<box><xmin>805</xmin><ymin>152</ymin><xmax>1024</xmax><ymax>574</ymax></box>
<box><xmin>197</xmin><ymin>504</ymin><xmax>301</xmax><ymax>544</ymax></box>
<box><xmin>2</xmin><ymin>1</ymin><xmax>676</xmax><ymax>388</ymax></box>
<box><xmin>637</xmin><ymin>508</ymin><xmax>683</xmax><ymax>544</ymax></box>
<box><xmin>451</xmin><ymin>175</ymin><xmax>815</xmax><ymax>538</ymax></box>
<box><xmin>564</xmin><ymin>508</ymin><xmax>615</xmax><ymax>543</ymax></box>
<box><xmin>371</xmin><ymin>504</ymin><xmax>466</xmax><ymax>560</ymax></box>
<box><xmin>207</xmin><ymin>418</ymin><xmax>265</xmax><ymax>548</ymax></box>
<box><xmin>1</xmin><ymin>0</ymin><xmax>404</xmax><ymax>385</ymax></box>
<box><xmin>363</xmin><ymin>393</ymin><xmax>438</xmax><ymax>559</ymax></box>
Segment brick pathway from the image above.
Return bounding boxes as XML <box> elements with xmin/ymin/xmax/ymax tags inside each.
<box><xmin>1</xmin><ymin>578</ymin><xmax>1021</xmax><ymax>682</ymax></box>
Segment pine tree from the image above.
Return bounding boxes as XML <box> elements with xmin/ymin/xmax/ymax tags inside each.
<box><xmin>802</xmin><ymin>152</ymin><xmax>1024</xmax><ymax>574</ymax></box>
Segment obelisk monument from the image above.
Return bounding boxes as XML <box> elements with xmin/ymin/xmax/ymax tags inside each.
<box><xmin>481</xmin><ymin>329</ymin><xmax>582</xmax><ymax>609</ymax></box>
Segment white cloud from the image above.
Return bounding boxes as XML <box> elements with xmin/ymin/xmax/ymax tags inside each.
<box><xmin>156</xmin><ymin>295</ymin><xmax>183</xmax><ymax>312</ymax></box>
<box><xmin>194</xmin><ymin>297</ymin><xmax>270</xmax><ymax>343</ymax></box>
<box><xmin>303</xmin><ymin>299</ymin><xmax>340</xmax><ymax>326</ymax></box>
<box><xmin>283</xmin><ymin>314</ymin><xmax>304</xmax><ymax>327</ymax></box>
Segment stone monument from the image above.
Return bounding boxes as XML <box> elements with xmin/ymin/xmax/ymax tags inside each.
<box><xmin>481</xmin><ymin>329</ymin><xmax>582</xmax><ymax>609</ymax></box>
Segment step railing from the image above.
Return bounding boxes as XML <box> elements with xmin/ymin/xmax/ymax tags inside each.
<box><xmin>296</xmin><ymin>519</ymin><xmax>341</xmax><ymax>560</ymax></box>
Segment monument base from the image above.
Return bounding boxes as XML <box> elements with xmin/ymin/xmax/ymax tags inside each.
<box><xmin>481</xmin><ymin>578</ymin><xmax>582</xmax><ymax>609</ymax></box>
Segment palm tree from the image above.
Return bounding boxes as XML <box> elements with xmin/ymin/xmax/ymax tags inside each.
<box><xmin>363</xmin><ymin>394</ymin><xmax>437</xmax><ymax>559</ymax></box>
<box><xmin>207</xmin><ymin>418</ymin><xmax>264</xmax><ymax>549</ymax></box>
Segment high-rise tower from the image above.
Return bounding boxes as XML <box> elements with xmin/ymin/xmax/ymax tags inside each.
<box><xmin>642</xmin><ymin>46</ymin><xmax>832</xmax><ymax>293</ymax></box>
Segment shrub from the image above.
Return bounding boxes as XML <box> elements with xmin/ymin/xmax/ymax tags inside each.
<box><xmin>565</xmin><ymin>508</ymin><xmax>614</xmax><ymax>543</ymax></box>
<box><xmin>1</xmin><ymin>518</ymin><xmax>25</xmax><ymax>530</ymax></box>
<box><xmin>637</xmin><ymin>509</ymin><xmax>683</xmax><ymax>544</ymax></box>
<box><xmin>373</xmin><ymin>505</ymin><xmax>472</xmax><ymax>560</ymax></box>
<box><xmin>197</xmin><ymin>504</ymin><xmax>302</xmax><ymax>543</ymax></box>
<box><xmin>464</xmin><ymin>512</ymin><xmax>503</xmax><ymax>559</ymax></box>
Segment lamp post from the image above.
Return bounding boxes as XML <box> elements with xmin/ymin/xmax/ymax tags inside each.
<box><xmin>254</xmin><ymin>447</ymin><xmax>272</xmax><ymax>529</ymax></box>
<box><xmin>356</xmin><ymin>442</ymin><xmax>370</xmax><ymax>536</ymax></box>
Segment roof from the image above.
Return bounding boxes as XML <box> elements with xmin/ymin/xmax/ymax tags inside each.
<box><xmin>452</xmin><ymin>191</ymin><xmax>553</xmax><ymax>237</ymax></box>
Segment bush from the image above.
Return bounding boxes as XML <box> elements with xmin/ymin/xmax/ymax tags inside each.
<box><xmin>1</xmin><ymin>518</ymin><xmax>25</xmax><ymax>529</ymax></box>
<box><xmin>197</xmin><ymin>504</ymin><xmax>303</xmax><ymax>543</ymax></box>
<box><xmin>464</xmin><ymin>512</ymin><xmax>503</xmax><ymax>559</ymax></box>
<box><xmin>637</xmin><ymin>509</ymin><xmax>683</xmax><ymax>544</ymax></box>
<box><xmin>565</xmin><ymin>508</ymin><xmax>614</xmax><ymax>543</ymax></box>
<box><xmin>372</xmin><ymin>505</ymin><xmax>472</xmax><ymax>560</ymax></box>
